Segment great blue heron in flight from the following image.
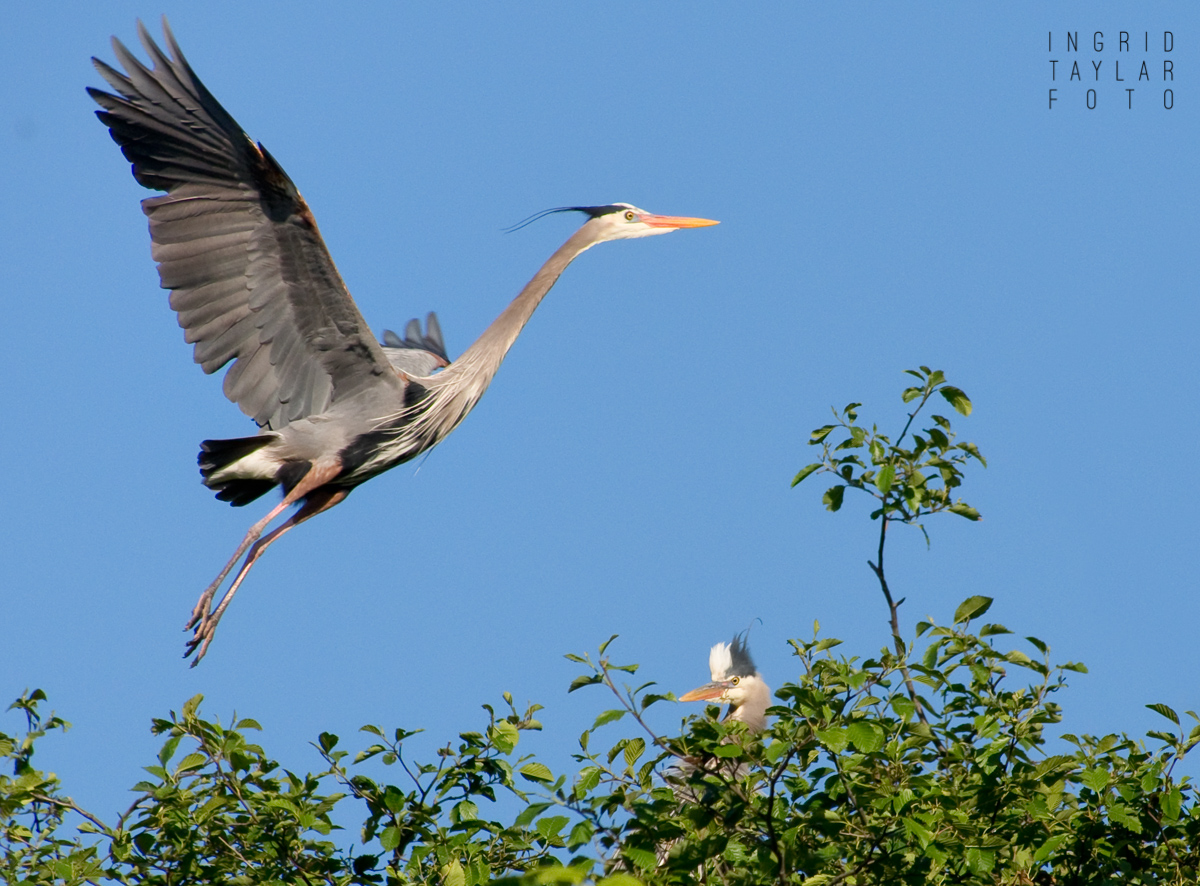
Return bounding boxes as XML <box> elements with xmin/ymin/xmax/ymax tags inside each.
<box><xmin>679</xmin><ymin>635</ymin><xmax>771</xmax><ymax>732</ymax></box>
<box><xmin>88</xmin><ymin>21</ymin><xmax>718</xmax><ymax>665</ymax></box>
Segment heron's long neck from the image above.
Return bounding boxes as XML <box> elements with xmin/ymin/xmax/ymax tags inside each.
<box><xmin>727</xmin><ymin>679</ymin><xmax>771</xmax><ymax>733</ymax></box>
<box><xmin>447</xmin><ymin>224</ymin><xmax>599</xmax><ymax>385</ymax></box>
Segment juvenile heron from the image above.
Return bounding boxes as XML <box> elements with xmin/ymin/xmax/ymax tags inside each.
<box><xmin>658</xmin><ymin>635</ymin><xmax>771</xmax><ymax>868</ymax></box>
<box><xmin>680</xmin><ymin>635</ymin><xmax>772</xmax><ymax>732</ymax></box>
<box><xmin>88</xmin><ymin>21</ymin><xmax>718</xmax><ymax>664</ymax></box>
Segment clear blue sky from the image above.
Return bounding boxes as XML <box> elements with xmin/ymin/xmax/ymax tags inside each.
<box><xmin>3</xmin><ymin>2</ymin><xmax>1197</xmax><ymax>825</ymax></box>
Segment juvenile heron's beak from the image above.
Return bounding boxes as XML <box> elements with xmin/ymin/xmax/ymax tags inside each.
<box><xmin>639</xmin><ymin>214</ymin><xmax>720</xmax><ymax>229</ymax></box>
<box><xmin>679</xmin><ymin>680</ymin><xmax>730</xmax><ymax>702</ymax></box>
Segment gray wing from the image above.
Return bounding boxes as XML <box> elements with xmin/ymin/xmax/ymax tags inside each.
<box><xmin>381</xmin><ymin>312</ymin><xmax>450</xmax><ymax>377</ymax></box>
<box><xmin>89</xmin><ymin>20</ymin><xmax>401</xmax><ymax>430</ymax></box>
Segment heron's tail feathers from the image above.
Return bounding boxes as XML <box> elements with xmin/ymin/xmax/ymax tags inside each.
<box><xmin>199</xmin><ymin>436</ymin><xmax>276</xmax><ymax>506</ymax></box>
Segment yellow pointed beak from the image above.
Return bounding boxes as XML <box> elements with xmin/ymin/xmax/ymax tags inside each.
<box><xmin>679</xmin><ymin>681</ymin><xmax>729</xmax><ymax>702</ymax></box>
<box><xmin>639</xmin><ymin>214</ymin><xmax>720</xmax><ymax>229</ymax></box>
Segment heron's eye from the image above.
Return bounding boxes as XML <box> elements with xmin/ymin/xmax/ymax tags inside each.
<box><xmin>731</xmin><ymin>676</ymin><xmax>740</xmax><ymax>686</ymax></box>
<box><xmin>624</xmin><ymin>210</ymin><xmax>636</xmax><ymax>221</ymax></box>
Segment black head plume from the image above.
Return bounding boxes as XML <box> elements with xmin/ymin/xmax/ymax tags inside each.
<box><xmin>504</xmin><ymin>204</ymin><xmax>630</xmax><ymax>233</ymax></box>
<box><xmin>727</xmin><ymin>632</ymin><xmax>758</xmax><ymax>678</ymax></box>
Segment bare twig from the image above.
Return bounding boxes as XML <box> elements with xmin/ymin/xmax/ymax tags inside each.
<box><xmin>764</xmin><ymin>746</ymin><xmax>796</xmax><ymax>884</ymax></box>
<box><xmin>29</xmin><ymin>793</ymin><xmax>112</xmax><ymax>836</ymax></box>
<box><xmin>867</xmin><ymin>388</ymin><xmax>950</xmax><ymax>758</ymax></box>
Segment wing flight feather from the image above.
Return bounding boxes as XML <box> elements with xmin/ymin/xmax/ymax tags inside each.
<box><xmin>89</xmin><ymin>19</ymin><xmax>400</xmax><ymax>430</ymax></box>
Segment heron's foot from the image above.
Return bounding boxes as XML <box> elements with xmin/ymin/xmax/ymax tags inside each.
<box><xmin>184</xmin><ymin>613</ymin><xmax>220</xmax><ymax>667</ymax></box>
<box><xmin>184</xmin><ymin>582</ymin><xmax>222</xmax><ymax>632</ymax></box>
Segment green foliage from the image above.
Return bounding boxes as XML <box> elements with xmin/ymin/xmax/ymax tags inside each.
<box><xmin>6</xmin><ymin>366</ymin><xmax>1199</xmax><ymax>883</ymax></box>
<box><xmin>8</xmin><ymin>623</ymin><xmax>1199</xmax><ymax>884</ymax></box>
<box><xmin>793</xmin><ymin>366</ymin><xmax>986</xmax><ymax>541</ymax></box>
<box><xmin>1</xmin><ymin>691</ymin><xmax>106</xmax><ymax>885</ymax></box>
<box><xmin>552</xmin><ymin>621</ymin><xmax>1200</xmax><ymax>884</ymax></box>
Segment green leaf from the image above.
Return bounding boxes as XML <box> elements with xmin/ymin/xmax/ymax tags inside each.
<box><xmin>575</xmin><ymin>766</ymin><xmax>601</xmax><ymax>795</ymax></box>
<box><xmin>822</xmin><ymin>485</ymin><xmax>846</xmax><ymax>512</ymax></box>
<box><xmin>890</xmin><ymin>696</ymin><xmax>915</xmax><ymax>720</ymax></box>
<box><xmin>875</xmin><ymin>464</ymin><xmax>895</xmax><ymax>496</ymax></box>
<box><xmin>568</xmin><ymin>674</ymin><xmax>602</xmax><ymax>693</ymax></box>
<box><xmin>1107</xmin><ymin>802</ymin><xmax>1142</xmax><ymax>833</ymax></box>
<box><xmin>765</xmin><ymin>740</ymin><xmax>789</xmax><ymax>763</ymax></box>
<box><xmin>174</xmin><ymin>752</ymin><xmax>206</xmax><ymax>773</ymax></box>
<box><xmin>810</xmin><ymin>425</ymin><xmax>835</xmax><ymax>444</ymax></box>
<box><xmin>515</xmin><ymin>802</ymin><xmax>553</xmax><ymax>828</ymax></box>
<box><xmin>593</xmin><ymin>709</ymin><xmax>626</xmax><ymax>729</ymax></box>
<box><xmin>623</xmin><ymin>738</ymin><xmax>645</xmax><ymax>768</ymax></box>
<box><xmin>1146</xmin><ymin>703</ymin><xmax>1180</xmax><ymax>726</ymax></box>
<box><xmin>939</xmin><ymin>385</ymin><xmax>971</xmax><ymax>415</ymax></box>
<box><xmin>791</xmin><ymin>463</ymin><xmax>822</xmax><ymax>487</ymax></box>
<box><xmin>964</xmin><ymin>847</ymin><xmax>995</xmax><ymax>875</ymax></box>
<box><xmin>489</xmin><ymin>721</ymin><xmax>519</xmax><ymax>754</ymax></box>
<box><xmin>157</xmin><ymin>735</ymin><xmax>181</xmax><ymax>766</ymax></box>
<box><xmin>520</xmin><ymin>762</ymin><xmax>553</xmax><ymax>783</ymax></box>
<box><xmin>847</xmin><ymin>721</ymin><xmax>885</xmax><ymax>753</ymax></box>
<box><xmin>948</xmin><ymin>502</ymin><xmax>981</xmax><ymax>520</ymax></box>
<box><xmin>441</xmin><ymin>860</ymin><xmax>466</xmax><ymax>886</ymax></box>
<box><xmin>1161</xmin><ymin>787</ymin><xmax>1183</xmax><ymax>822</ymax></box>
<box><xmin>902</xmin><ymin>816</ymin><xmax>933</xmax><ymax>849</ymax></box>
<box><xmin>1080</xmin><ymin>768</ymin><xmax>1109</xmax><ymax>794</ymax></box>
<box><xmin>623</xmin><ymin>847</ymin><xmax>657</xmax><ymax>872</ymax></box>
<box><xmin>816</xmin><ymin>727</ymin><xmax>849</xmax><ymax>753</ymax></box>
<box><xmin>953</xmin><ymin>595</ymin><xmax>993</xmax><ymax>624</ymax></box>
<box><xmin>379</xmin><ymin>826</ymin><xmax>401</xmax><ymax>851</ymax></box>
<box><xmin>535</xmin><ymin>815</ymin><xmax>570</xmax><ymax>839</ymax></box>
<box><xmin>1033</xmin><ymin>834</ymin><xmax>1070</xmax><ymax>864</ymax></box>
<box><xmin>567</xmin><ymin>820</ymin><xmax>594</xmax><ymax>850</ymax></box>
<box><xmin>597</xmin><ymin>876</ymin><xmax>645</xmax><ymax>886</ymax></box>
<box><xmin>519</xmin><ymin>865</ymin><xmax>589</xmax><ymax>886</ymax></box>
<box><xmin>451</xmin><ymin>800</ymin><xmax>479</xmax><ymax>824</ymax></box>
<box><xmin>181</xmin><ymin>694</ymin><xmax>204</xmax><ymax>720</ymax></box>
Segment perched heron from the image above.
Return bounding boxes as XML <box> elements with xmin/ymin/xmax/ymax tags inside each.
<box><xmin>88</xmin><ymin>21</ymin><xmax>718</xmax><ymax>664</ymax></box>
<box><xmin>679</xmin><ymin>635</ymin><xmax>771</xmax><ymax>732</ymax></box>
<box><xmin>657</xmin><ymin>635</ymin><xmax>771</xmax><ymax>868</ymax></box>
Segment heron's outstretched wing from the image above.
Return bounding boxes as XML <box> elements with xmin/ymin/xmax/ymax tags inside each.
<box><xmin>89</xmin><ymin>19</ymin><xmax>400</xmax><ymax>430</ymax></box>
<box><xmin>381</xmin><ymin>312</ymin><xmax>450</xmax><ymax>377</ymax></box>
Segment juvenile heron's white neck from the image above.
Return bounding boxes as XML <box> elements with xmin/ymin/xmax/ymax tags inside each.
<box><xmin>727</xmin><ymin>677</ymin><xmax>771</xmax><ymax>733</ymax></box>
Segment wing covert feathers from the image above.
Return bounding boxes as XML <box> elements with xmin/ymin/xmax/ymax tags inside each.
<box><xmin>380</xmin><ymin>312</ymin><xmax>450</xmax><ymax>377</ymax></box>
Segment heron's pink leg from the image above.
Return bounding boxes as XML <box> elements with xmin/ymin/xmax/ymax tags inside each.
<box><xmin>185</xmin><ymin>494</ymin><xmax>303</xmax><ymax>631</ymax></box>
<box><xmin>185</xmin><ymin>485</ymin><xmax>349</xmax><ymax>666</ymax></box>
<box><xmin>184</xmin><ymin>460</ymin><xmax>342</xmax><ymax>656</ymax></box>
